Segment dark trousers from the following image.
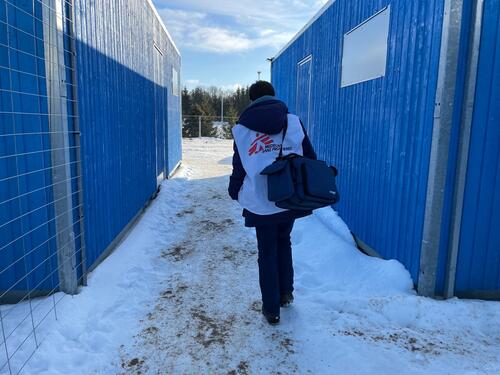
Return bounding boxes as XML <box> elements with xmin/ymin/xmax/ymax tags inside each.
<box><xmin>255</xmin><ymin>220</ymin><xmax>295</xmax><ymax>316</ymax></box>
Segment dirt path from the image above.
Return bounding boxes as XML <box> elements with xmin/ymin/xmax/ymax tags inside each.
<box><xmin>113</xmin><ymin>138</ymin><xmax>500</xmax><ymax>375</ymax></box>
<box><xmin>119</xmin><ymin>139</ymin><xmax>299</xmax><ymax>375</ymax></box>
<box><xmin>18</xmin><ymin>138</ymin><xmax>499</xmax><ymax>375</ymax></box>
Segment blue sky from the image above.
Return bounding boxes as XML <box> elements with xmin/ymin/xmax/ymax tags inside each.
<box><xmin>153</xmin><ymin>0</ymin><xmax>329</xmax><ymax>91</ymax></box>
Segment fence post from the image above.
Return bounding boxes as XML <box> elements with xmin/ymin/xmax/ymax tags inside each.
<box><xmin>199</xmin><ymin>116</ymin><xmax>202</xmax><ymax>138</ymax></box>
<box><xmin>69</xmin><ymin>0</ymin><xmax>87</xmax><ymax>287</ymax></box>
<box><xmin>43</xmin><ymin>0</ymin><xmax>78</xmax><ymax>295</ymax></box>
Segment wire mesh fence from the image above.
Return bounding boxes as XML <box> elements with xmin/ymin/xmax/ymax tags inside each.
<box><xmin>182</xmin><ymin>115</ymin><xmax>239</xmax><ymax>139</ymax></box>
<box><xmin>0</xmin><ymin>0</ymin><xmax>85</xmax><ymax>374</ymax></box>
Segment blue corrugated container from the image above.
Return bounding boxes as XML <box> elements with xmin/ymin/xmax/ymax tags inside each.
<box><xmin>272</xmin><ymin>0</ymin><xmax>500</xmax><ymax>299</ymax></box>
<box><xmin>74</xmin><ymin>0</ymin><xmax>182</xmax><ymax>270</ymax></box>
<box><xmin>0</xmin><ymin>0</ymin><xmax>181</xmax><ymax>302</ymax></box>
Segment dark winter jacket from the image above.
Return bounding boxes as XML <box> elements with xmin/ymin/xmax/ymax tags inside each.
<box><xmin>228</xmin><ymin>96</ymin><xmax>317</xmax><ymax>227</ymax></box>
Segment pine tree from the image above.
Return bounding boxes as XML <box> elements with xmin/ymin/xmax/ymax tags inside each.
<box><xmin>181</xmin><ymin>85</ymin><xmax>252</xmax><ymax>138</ymax></box>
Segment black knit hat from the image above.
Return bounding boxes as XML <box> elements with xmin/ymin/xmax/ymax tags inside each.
<box><xmin>249</xmin><ymin>81</ymin><xmax>276</xmax><ymax>101</ymax></box>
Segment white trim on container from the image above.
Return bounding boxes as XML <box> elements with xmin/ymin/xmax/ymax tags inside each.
<box><xmin>297</xmin><ymin>54</ymin><xmax>313</xmax><ymax>66</ymax></box>
<box><xmin>145</xmin><ymin>0</ymin><xmax>181</xmax><ymax>57</ymax></box>
<box><xmin>273</xmin><ymin>0</ymin><xmax>336</xmax><ymax>61</ymax></box>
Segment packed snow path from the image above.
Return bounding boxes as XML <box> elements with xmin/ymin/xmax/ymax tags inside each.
<box><xmin>24</xmin><ymin>138</ymin><xmax>500</xmax><ymax>375</ymax></box>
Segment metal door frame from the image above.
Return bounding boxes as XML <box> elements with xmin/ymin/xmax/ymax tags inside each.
<box><xmin>154</xmin><ymin>43</ymin><xmax>165</xmax><ymax>184</ymax></box>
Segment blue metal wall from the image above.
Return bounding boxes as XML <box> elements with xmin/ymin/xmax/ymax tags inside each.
<box><xmin>455</xmin><ymin>0</ymin><xmax>500</xmax><ymax>294</ymax></box>
<box><xmin>272</xmin><ymin>0</ymin><xmax>445</xmax><ymax>282</ymax></box>
<box><xmin>73</xmin><ymin>0</ymin><xmax>182</xmax><ymax>269</ymax></box>
<box><xmin>1</xmin><ymin>0</ymin><xmax>61</xmax><ymax>297</ymax></box>
<box><xmin>1</xmin><ymin>0</ymin><xmax>181</xmax><ymax>298</ymax></box>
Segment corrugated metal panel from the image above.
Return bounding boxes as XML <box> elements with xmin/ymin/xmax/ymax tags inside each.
<box><xmin>455</xmin><ymin>0</ymin><xmax>500</xmax><ymax>294</ymax></box>
<box><xmin>74</xmin><ymin>0</ymin><xmax>181</xmax><ymax>268</ymax></box>
<box><xmin>272</xmin><ymin>0</ymin><xmax>445</xmax><ymax>281</ymax></box>
<box><xmin>0</xmin><ymin>0</ymin><xmax>61</xmax><ymax>295</ymax></box>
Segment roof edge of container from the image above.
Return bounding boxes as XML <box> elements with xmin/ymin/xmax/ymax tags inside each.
<box><xmin>273</xmin><ymin>0</ymin><xmax>335</xmax><ymax>61</ymax></box>
<box><xmin>145</xmin><ymin>0</ymin><xmax>181</xmax><ymax>57</ymax></box>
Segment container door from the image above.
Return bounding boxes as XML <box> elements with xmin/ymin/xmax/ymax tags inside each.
<box><xmin>296</xmin><ymin>56</ymin><xmax>313</xmax><ymax>136</ymax></box>
<box><xmin>455</xmin><ymin>0</ymin><xmax>500</xmax><ymax>296</ymax></box>
<box><xmin>154</xmin><ymin>45</ymin><xmax>165</xmax><ymax>183</ymax></box>
<box><xmin>164</xmin><ymin>85</ymin><xmax>169</xmax><ymax>176</ymax></box>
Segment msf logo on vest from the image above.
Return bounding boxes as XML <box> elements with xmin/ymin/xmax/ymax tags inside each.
<box><xmin>248</xmin><ymin>133</ymin><xmax>281</xmax><ymax>156</ymax></box>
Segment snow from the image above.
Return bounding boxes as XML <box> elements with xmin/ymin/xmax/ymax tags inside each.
<box><xmin>3</xmin><ymin>138</ymin><xmax>499</xmax><ymax>375</ymax></box>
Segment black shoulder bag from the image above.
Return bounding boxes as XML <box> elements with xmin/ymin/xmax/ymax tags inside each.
<box><xmin>260</xmin><ymin>121</ymin><xmax>340</xmax><ymax>211</ymax></box>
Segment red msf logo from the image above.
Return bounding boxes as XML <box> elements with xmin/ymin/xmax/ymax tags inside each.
<box><xmin>248</xmin><ymin>133</ymin><xmax>274</xmax><ymax>156</ymax></box>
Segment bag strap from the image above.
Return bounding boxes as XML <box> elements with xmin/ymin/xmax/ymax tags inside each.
<box><xmin>278</xmin><ymin>114</ymin><xmax>289</xmax><ymax>159</ymax></box>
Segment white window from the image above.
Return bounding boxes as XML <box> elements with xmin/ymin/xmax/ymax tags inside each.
<box><xmin>341</xmin><ymin>6</ymin><xmax>391</xmax><ymax>87</ymax></box>
<box><xmin>172</xmin><ymin>67</ymin><xmax>179</xmax><ymax>96</ymax></box>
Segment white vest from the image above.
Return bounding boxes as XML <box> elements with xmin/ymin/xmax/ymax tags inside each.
<box><xmin>232</xmin><ymin>114</ymin><xmax>305</xmax><ymax>215</ymax></box>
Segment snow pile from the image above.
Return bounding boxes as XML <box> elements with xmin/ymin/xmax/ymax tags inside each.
<box><xmin>289</xmin><ymin>209</ymin><xmax>500</xmax><ymax>374</ymax></box>
<box><xmin>6</xmin><ymin>169</ymin><xmax>196</xmax><ymax>375</ymax></box>
<box><xmin>3</xmin><ymin>138</ymin><xmax>498</xmax><ymax>375</ymax></box>
<box><xmin>295</xmin><ymin>207</ymin><xmax>415</xmax><ymax>297</ymax></box>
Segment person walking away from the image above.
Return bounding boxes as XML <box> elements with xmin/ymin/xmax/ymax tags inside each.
<box><xmin>228</xmin><ymin>81</ymin><xmax>317</xmax><ymax>325</ymax></box>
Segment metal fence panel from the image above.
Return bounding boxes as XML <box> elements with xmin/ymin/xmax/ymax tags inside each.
<box><xmin>182</xmin><ymin>115</ymin><xmax>239</xmax><ymax>139</ymax></box>
<box><xmin>0</xmin><ymin>0</ymin><xmax>84</xmax><ymax>373</ymax></box>
<box><xmin>1</xmin><ymin>0</ymin><xmax>182</xmax><ymax>372</ymax></box>
<box><xmin>0</xmin><ymin>0</ymin><xmax>58</xmax><ymax>299</ymax></box>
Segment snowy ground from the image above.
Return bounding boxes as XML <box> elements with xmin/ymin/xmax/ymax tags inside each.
<box><xmin>5</xmin><ymin>138</ymin><xmax>500</xmax><ymax>375</ymax></box>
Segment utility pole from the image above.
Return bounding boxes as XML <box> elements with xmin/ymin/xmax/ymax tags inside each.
<box><xmin>257</xmin><ymin>71</ymin><xmax>262</xmax><ymax>80</ymax></box>
<box><xmin>221</xmin><ymin>92</ymin><xmax>224</xmax><ymax>123</ymax></box>
<box><xmin>198</xmin><ymin>116</ymin><xmax>202</xmax><ymax>138</ymax></box>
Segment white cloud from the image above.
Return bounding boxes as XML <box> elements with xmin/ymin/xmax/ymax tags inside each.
<box><xmin>221</xmin><ymin>83</ymin><xmax>244</xmax><ymax>92</ymax></box>
<box><xmin>157</xmin><ymin>0</ymin><xmax>320</xmax><ymax>24</ymax></box>
<box><xmin>156</xmin><ymin>1</ymin><xmax>329</xmax><ymax>54</ymax></box>
<box><xmin>188</xmin><ymin>27</ymin><xmax>253</xmax><ymax>53</ymax></box>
